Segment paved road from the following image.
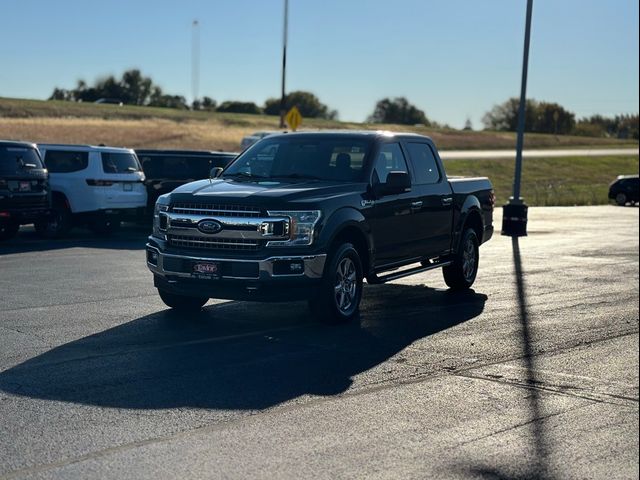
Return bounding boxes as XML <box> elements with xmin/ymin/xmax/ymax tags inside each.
<box><xmin>0</xmin><ymin>206</ymin><xmax>638</xmax><ymax>479</ymax></box>
<box><xmin>440</xmin><ymin>147</ymin><xmax>639</xmax><ymax>160</ymax></box>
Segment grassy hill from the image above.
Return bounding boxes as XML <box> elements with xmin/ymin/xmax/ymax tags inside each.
<box><xmin>1</xmin><ymin>97</ymin><xmax>637</xmax><ymax>152</ymax></box>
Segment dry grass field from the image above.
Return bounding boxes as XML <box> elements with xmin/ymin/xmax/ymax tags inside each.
<box><xmin>1</xmin><ymin>97</ymin><xmax>637</xmax><ymax>152</ymax></box>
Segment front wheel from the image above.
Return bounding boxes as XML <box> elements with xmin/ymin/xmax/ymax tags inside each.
<box><xmin>309</xmin><ymin>242</ymin><xmax>363</xmax><ymax>324</ymax></box>
<box><xmin>615</xmin><ymin>192</ymin><xmax>628</xmax><ymax>206</ymax></box>
<box><xmin>158</xmin><ymin>289</ymin><xmax>209</xmax><ymax>312</ymax></box>
<box><xmin>443</xmin><ymin>228</ymin><xmax>479</xmax><ymax>290</ymax></box>
<box><xmin>0</xmin><ymin>220</ymin><xmax>20</xmax><ymax>241</ymax></box>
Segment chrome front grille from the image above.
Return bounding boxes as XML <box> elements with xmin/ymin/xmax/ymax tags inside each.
<box><xmin>168</xmin><ymin>235</ymin><xmax>262</xmax><ymax>251</ymax></box>
<box><xmin>171</xmin><ymin>203</ymin><xmax>261</xmax><ymax>218</ymax></box>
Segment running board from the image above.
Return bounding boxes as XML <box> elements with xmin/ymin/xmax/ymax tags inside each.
<box><xmin>367</xmin><ymin>260</ymin><xmax>453</xmax><ymax>284</ymax></box>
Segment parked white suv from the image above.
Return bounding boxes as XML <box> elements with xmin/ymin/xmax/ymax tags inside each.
<box><xmin>36</xmin><ymin>144</ymin><xmax>146</xmax><ymax>237</ymax></box>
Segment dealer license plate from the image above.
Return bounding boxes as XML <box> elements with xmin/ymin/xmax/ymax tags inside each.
<box><xmin>192</xmin><ymin>262</ymin><xmax>220</xmax><ymax>279</ymax></box>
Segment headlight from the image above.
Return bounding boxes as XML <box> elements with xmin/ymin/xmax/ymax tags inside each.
<box><xmin>152</xmin><ymin>196</ymin><xmax>170</xmax><ymax>238</ymax></box>
<box><xmin>266</xmin><ymin>210</ymin><xmax>321</xmax><ymax>247</ymax></box>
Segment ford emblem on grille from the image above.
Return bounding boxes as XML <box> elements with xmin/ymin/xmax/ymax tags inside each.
<box><xmin>197</xmin><ymin>219</ymin><xmax>223</xmax><ymax>234</ymax></box>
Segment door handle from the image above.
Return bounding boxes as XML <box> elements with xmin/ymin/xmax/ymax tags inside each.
<box><xmin>410</xmin><ymin>201</ymin><xmax>423</xmax><ymax>210</ymax></box>
<box><xmin>441</xmin><ymin>197</ymin><xmax>453</xmax><ymax>206</ymax></box>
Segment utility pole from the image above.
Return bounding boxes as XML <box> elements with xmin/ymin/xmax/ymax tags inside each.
<box><xmin>502</xmin><ymin>0</ymin><xmax>533</xmax><ymax>237</ymax></box>
<box><xmin>191</xmin><ymin>19</ymin><xmax>200</xmax><ymax>108</ymax></box>
<box><xmin>279</xmin><ymin>0</ymin><xmax>289</xmax><ymax>128</ymax></box>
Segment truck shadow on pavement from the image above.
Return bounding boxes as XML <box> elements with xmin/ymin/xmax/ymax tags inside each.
<box><xmin>0</xmin><ymin>285</ymin><xmax>486</xmax><ymax>411</ymax></box>
<box><xmin>0</xmin><ymin>224</ymin><xmax>149</xmax><ymax>254</ymax></box>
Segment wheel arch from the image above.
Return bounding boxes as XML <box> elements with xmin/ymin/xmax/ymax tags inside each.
<box><xmin>453</xmin><ymin>196</ymin><xmax>484</xmax><ymax>252</ymax></box>
<box><xmin>319</xmin><ymin>208</ymin><xmax>373</xmax><ymax>277</ymax></box>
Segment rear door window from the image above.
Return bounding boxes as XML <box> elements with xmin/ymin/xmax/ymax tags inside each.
<box><xmin>44</xmin><ymin>150</ymin><xmax>88</xmax><ymax>173</ymax></box>
<box><xmin>406</xmin><ymin>143</ymin><xmax>441</xmax><ymax>184</ymax></box>
<box><xmin>102</xmin><ymin>152</ymin><xmax>141</xmax><ymax>174</ymax></box>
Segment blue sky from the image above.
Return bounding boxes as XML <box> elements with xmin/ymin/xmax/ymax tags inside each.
<box><xmin>1</xmin><ymin>0</ymin><xmax>638</xmax><ymax>128</ymax></box>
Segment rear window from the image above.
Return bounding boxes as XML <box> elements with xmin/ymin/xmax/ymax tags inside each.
<box><xmin>0</xmin><ymin>146</ymin><xmax>44</xmax><ymax>174</ymax></box>
<box><xmin>102</xmin><ymin>152</ymin><xmax>141</xmax><ymax>174</ymax></box>
<box><xmin>44</xmin><ymin>150</ymin><xmax>88</xmax><ymax>173</ymax></box>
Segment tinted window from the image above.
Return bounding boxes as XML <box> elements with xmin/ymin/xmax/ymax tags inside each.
<box><xmin>102</xmin><ymin>152</ymin><xmax>141</xmax><ymax>174</ymax></box>
<box><xmin>406</xmin><ymin>143</ymin><xmax>441</xmax><ymax>184</ymax></box>
<box><xmin>44</xmin><ymin>150</ymin><xmax>88</xmax><ymax>173</ymax></box>
<box><xmin>0</xmin><ymin>146</ymin><xmax>44</xmax><ymax>174</ymax></box>
<box><xmin>140</xmin><ymin>155</ymin><xmax>233</xmax><ymax>180</ymax></box>
<box><xmin>225</xmin><ymin>137</ymin><xmax>371</xmax><ymax>182</ymax></box>
<box><xmin>372</xmin><ymin>143</ymin><xmax>409</xmax><ymax>184</ymax></box>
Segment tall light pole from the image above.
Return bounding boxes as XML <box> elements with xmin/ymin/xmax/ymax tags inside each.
<box><xmin>191</xmin><ymin>19</ymin><xmax>200</xmax><ymax>108</ymax></box>
<box><xmin>279</xmin><ymin>0</ymin><xmax>289</xmax><ymax>128</ymax></box>
<box><xmin>502</xmin><ymin>0</ymin><xmax>533</xmax><ymax>237</ymax></box>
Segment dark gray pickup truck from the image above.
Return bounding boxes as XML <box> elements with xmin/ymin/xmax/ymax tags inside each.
<box><xmin>147</xmin><ymin>131</ymin><xmax>494</xmax><ymax>323</ymax></box>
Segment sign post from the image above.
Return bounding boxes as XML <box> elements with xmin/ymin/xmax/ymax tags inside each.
<box><xmin>502</xmin><ymin>0</ymin><xmax>533</xmax><ymax>237</ymax></box>
<box><xmin>279</xmin><ymin>0</ymin><xmax>289</xmax><ymax>128</ymax></box>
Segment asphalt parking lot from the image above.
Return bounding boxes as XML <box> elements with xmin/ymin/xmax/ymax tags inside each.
<box><xmin>0</xmin><ymin>205</ymin><xmax>638</xmax><ymax>479</ymax></box>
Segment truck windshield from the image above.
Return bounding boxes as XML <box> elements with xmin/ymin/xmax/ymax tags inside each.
<box><xmin>224</xmin><ymin>137</ymin><xmax>372</xmax><ymax>182</ymax></box>
<box><xmin>0</xmin><ymin>146</ymin><xmax>44</xmax><ymax>174</ymax></box>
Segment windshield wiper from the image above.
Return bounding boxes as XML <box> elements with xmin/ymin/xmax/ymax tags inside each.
<box><xmin>224</xmin><ymin>172</ymin><xmax>268</xmax><ymax>180</ymax></box>
<box><xmin>274</xmin><ymin>173</ymin><xmax>323</xmax><ymax>180</ymax></box>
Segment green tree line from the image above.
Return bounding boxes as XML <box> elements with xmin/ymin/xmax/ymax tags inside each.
<box><xmin>49</xmin><ymin>70</ymin><xmax>638</xmax><ymax>139</ymax></box>
<box><xmin>483</xmin><ymin>97</ymin><xmax>639</xmax><ymax>140</ymax></box>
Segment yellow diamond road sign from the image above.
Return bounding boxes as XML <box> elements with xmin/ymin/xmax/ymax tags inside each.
<box><xmin>285</xmin><ymin>106</ymin><xmax>302</xmax><ymax>131</ymax></box>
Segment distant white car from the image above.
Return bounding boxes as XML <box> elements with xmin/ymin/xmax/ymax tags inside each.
<box><xmin>36</xmin><ymin>144</ymin><xmax>147</xmax><ymax>237</ymax></box>
<box><xmin>240</xmin><ymin>131</ymin><xmax>277</xmax><ymax>150</ymax></box>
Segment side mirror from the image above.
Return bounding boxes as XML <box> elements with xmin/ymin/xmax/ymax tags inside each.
<box><xmin>210</xmin><ymin>167</ymin><xmax>224</xmax><ymax>178</ymax></box>
<box><xmin>373</xmin><ymin>171</ymin><xmax>411</xmax><ymax>197</ymax></box>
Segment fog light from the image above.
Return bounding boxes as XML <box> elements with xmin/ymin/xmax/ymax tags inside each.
<box><xmin>147</xmin><ymin>249</ymin><xmax>159</xmax><ymax>266</ymax></box>
<box><xmin>273</xmin><ymin>260</ymin><xmax>305</xmax><ymax>275</ymax></box>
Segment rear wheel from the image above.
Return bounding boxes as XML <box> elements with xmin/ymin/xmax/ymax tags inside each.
<box><xmin>158</xmin><ymin>289</ymin><xmax>208</xmax><ymax>312</ymax></box>
<box><xmin>309</xmin><ymin>242</ymin><xmax>363</xmax><ymax>324</ymax></box>
<box><xmin>443</xmin><ymin>228</ymin><xmax>479</xmax><ymax>290</ymax></box>
<box><xmin>88</xmin><ymin>215</ymin><xmax>121</xmax><ymax>235</ymax></box>
<box><xmin>34</xmin><ymin>201</ymin><xmax>72</xmax><ymax>238</ymax></box>
<box><xmin>615</xmin><ymin>192</ymin><xmax>627</xmax><ymax>206</ymax></box>
<box><xmin>0</xmin><ymin>220</ymin><xmax>20</xmax><ymax>241</ymax></box>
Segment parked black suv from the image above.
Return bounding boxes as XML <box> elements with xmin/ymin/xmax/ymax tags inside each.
<box><xmin>136</xmin><ymin>149</ymin><xmax>237</xmax><ymax>216</ymax></box>
<box><xmin>0</xmin><ymin>141</ymin><xmax>50</xmax><ymax>241</ymax></box>
<box><xmin>609</xmin><ymin>175</ymin><xmax>639</xmax><ymax>206</ymax></box>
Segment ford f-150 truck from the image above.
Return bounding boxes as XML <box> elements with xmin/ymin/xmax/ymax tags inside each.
<box><xmin>147</xmin><ymin>131</ymin><xmax>494</xmax><ymax>323</ymax></box>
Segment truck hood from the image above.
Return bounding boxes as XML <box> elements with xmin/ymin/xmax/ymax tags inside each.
<box><xmin>169</xmin><ymin>178</ymin><xmax>366</xmax><ymax>205</ymax></box>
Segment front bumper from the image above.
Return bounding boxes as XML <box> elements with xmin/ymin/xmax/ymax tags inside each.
<box><xmin>146</xmin><ymin>243</ymin><xmax>327</xmax><ymax>301</ymax></box>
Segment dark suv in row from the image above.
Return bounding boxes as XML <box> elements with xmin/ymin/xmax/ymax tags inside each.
<box><xmin>136</xmin><ymin>149</ymin><xmax>237</xmax><ymax>216</ymax></box>
<box><xmin>0</xmin><ymin>141</ymin><xmax>50</xmax><ymax>241</ymax></box>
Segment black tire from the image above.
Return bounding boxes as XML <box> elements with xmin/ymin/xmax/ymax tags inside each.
<box><xmin>0</xmin><ymin>220</ymin><xmax>20</xmax><ymax>241</ymax></box>
<box><xmin>88</xmin><ymin>216</ymin><xmax>121</xmax><ymax>235</ymax></box>
<box><xmin>443</xmin><ymin>228</ymin><xmax>479</xmax><ymax>290</ymax></box>
<box><xmin>308</xmin><ymin>242</ymin><xmax>363</xmax><ymax>324</ymax></box>
<box><xmin>615</xmin><ymin>192</ymin><xmax>627</xmax><ymax>206</ymax></box>
<box><xmin>34</xmin><ymin>202</ymin><xmax>73</xmax><ymax>239</ymax></box>
<box><xmin>158</xmin><ymin>289</ymin><xmax>208</xmax><ymax>311</ymax></box>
